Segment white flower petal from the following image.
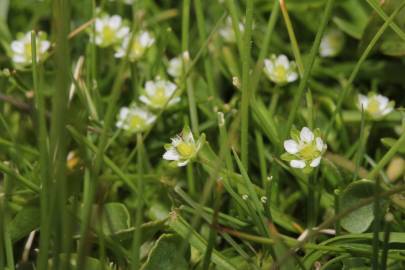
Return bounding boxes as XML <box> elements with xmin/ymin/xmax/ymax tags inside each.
<box><xmin>300</xmin><ymin>127</ymin><xmax>314</xmax><ymax>143</ymax></box>
<box><xmin>316</xmin><ymin>137</ymin><xmax>324</xmax><ymax>151</ymax></box>
<box><xmin>290</xmin><ymin>160</ymin><xmax>306</xmax><ymax>169</ymax></box>
<box><xmin>139</xmin><ymin>95</ymin><xmax>151</xmax><ymax>105</ymax></box>
<box><xmin>11</xmin><ymin>41</ymin><xmax>24</xmax><ymax>53</ymax></box>
<box><xmin>310</xmin><ymin>157</ymin><xmax>321</xmax><ymax>167</ymax></box>
<box><xmin>276</xmin><ymin>55</ymin><xmax>290</xmax><ymax>69</ymax></box>
<box><xmin>358</xmin><ymin>94</ymin><xmax>368</xmax><ymax>109</ymax></box>
<box><xmin>163</xmin><ymin>148</ymin><xmax>180</xmax><ymax>161</ymax></box>
<box><xmin>145</xmin><ymin>81</ymin><xmax>156</xmax><ymax>95</ymax></box>
<box><xmin>177</xmin><ymin>160</ymin><xmax>189</xmax><ymax>167</ymax></box>
<box><xmin>284</xmin><ymin>140</ymin><xmax>299</xmax><ymax>154</ymax></box>
<box><xmin>109</xmin><ymin>15</ymin><xmax>122</xmax><ymax>29</ymax></box>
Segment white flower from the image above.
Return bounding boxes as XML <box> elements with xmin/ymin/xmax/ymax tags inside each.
<box><xmin>10</xmin><ymin>31</ymin><xmax>50</xmax><ymax>66</ymax></box>
<box><xmin>282</xmin><ymin>127</ymin><xmax>327</xmax><ymax>172</ymax></box>
<box><xmin>358</xmin><ymin>93</ymin><xmax>394</xmax><ymax>118</ymax></box>
<box><xmin>219</xmin><ymin>17</ymin><xmax>244</xmax><ymax>43</ymax></box>
<box><xmin>92</xmin><ymin>15</ymin><xmax>129</xmax><ymax>47</ymax></box>
<box><xmin>139</xmin><ymin>79</ymin><xmax>180</xmax><ymax>109</ymax></box>
<box><xmin>163</xmin><ymin>127</ymin><xmax>204</xmax><ymax>167</ymax></box>
<box><xmin>263</xmin><ymin>54</ymin><xmax>298</xmax><ymax>84</ymax></box>
<box><xmin>116</xmin><ymin>104</ymin><xmax>156</xmax><ymax>133</ymax></box>
<box><xmin>167</xmin><ymin>52</ymin><xmax>189</xmax><ymax>78</ymax></box>
<box><xmin>114</xmin><ymin>31</ymin><xmax>155</xmax><ymax>61</ymax></box>
<box><xmin>319</xmin><ymin>29</ymin><xmax>345</xmax><ymax>58</ymax></box>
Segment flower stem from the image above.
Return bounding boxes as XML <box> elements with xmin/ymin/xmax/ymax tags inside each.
<box><xmin>131</xmin><ymin>133</ymin><xmax>144</xmax><ymax>269</ymax></box>
<box><xmin>31</xmin><ymin>30</ymin><xmax>51</xmax><ymax>270</ymax></box>
<box><xmin>240</xmin><ymin>0</ymin><xmax>254</xmax><ymax>169</ymax></box>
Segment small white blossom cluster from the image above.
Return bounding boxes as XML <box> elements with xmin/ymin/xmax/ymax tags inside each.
<box><xmin>358</xmin><ymin>93</ymin><xmax>394</xmax><ymax>119</ymax></box>
<box><xmin>116</xmin><ymin>77</ymin><xmax>180</xmax><ymax>134</ymax></box>
<box><xmin>139</xmin><ymin>79</ymin><xmax>180</xmax><ymax>109</ymax></box>
<box><xmin>263</xmin><ymin>54</ymin><xmax>298</xmax><ymax>85</ymax></box>
<box><xmin>91</xmin><ymin>14</ymin><xmax>154</xmax><ymax>61</ymax></box>
<box><xmin>93</xmin><ymin>15</ymin><xmax>130</xmax><ymax>47</ymax></box>
<box><xmin>116</xmin><ymin>104</ymin><xmax>156</xmax><ymax>134</ymax></box>
<box><xmin>10</xmin><ymin>31</ymin><xmax>51</xmax><ymax>67</ymax></box>
<box><xmin>115</xmin><ymin>31</ymin><xmax>155</xmax><ymax>62</ymax></box>
<box><xmin>163</xmin><ymin>126</ymin><xmax>204</xmax><ymax>167</ymax></box>
<box><xmin>282</xmin><ymin>127</ymin><xmax>327</xmax><ymax>173</ymax></box>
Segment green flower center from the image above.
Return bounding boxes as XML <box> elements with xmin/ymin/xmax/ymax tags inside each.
<box><xmin>150</xmin><ymin>88</ymin><xmax>168</xmax><ymax>107</ymax></box>
<box><xmin>128</xmin><ymin>115</ymin><xmax>146</xmax><ymax>130</ymax></box>
<box><xmin>176</xmin><ymin>142</ymin><xmax>196</xmax><ymax>158</ymax></box>
<box><xmin>102</xmin><ymin>26</ymin><xmax>116</xmax><ymax>45</ymax></box>
<box><xmin>24</xmin><ymin>42</ymin><xmax>33</xmax><ymax>60</ymax></box>
<box><xmin>367</xmin><ymin>98</ymin><xmax>380</xmax><ymax>115</ymax></box>
<box><xmin>130</xmin><ymin>41</ymin><xmax>145</xmax><ymax>59</ymax></box>
<box><xmin>274</xmin><ymin>65</ymin><xmax>287</xmax><ymax>81</ymax></box>
<box><xmin>298</xmin><ymin>144</ymin><xmax>319</xmax><ymax>161</ymax></box>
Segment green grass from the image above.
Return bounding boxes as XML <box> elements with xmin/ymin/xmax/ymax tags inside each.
<box><xmin>0</xmin><ymin>0</ymin><xmax>405</xmax><ymax>269</ymax></box>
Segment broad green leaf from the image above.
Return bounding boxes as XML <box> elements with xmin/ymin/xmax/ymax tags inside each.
<box><xmin>141</xmin><ymin>234</ymin><xmax>188</xmax><ymax>270</ymax></box>
<box><xmin>340</xmin><ymin>180</ymin><xmax>377</xmax><ymax>233</ymax></box>
<box><xmin>10</xmin><ymin>207</ymin><xmax>40</xmax><ymax>242</ymax></box>
<box><xmin>100</xmin><ymin>202</ymin><xmax>131</xmax><ymax>235</ymax></box>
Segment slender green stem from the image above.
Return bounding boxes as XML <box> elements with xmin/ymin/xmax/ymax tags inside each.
<box><xmin>131</xmin><ymin>133</ymin><xmax>144</xmax><ymax>269</ymax></box>
<box><xmin>251</xmin><ymin>0</ymin><xmax>280</xmax><ymax>93</ymax></box>
<box><xmin>366</xmin><ymin>0</ymin><xmax>405</xmax><ymax>41</ymax></box>
<box><xmin>1</xmin><ymin>176</ymin><xmax>15</xmax><ymax>270</ymax></box>
<box><xmin>334</xmin><ymin>189</ymin><xmax>341</xmax><ymax>235</ymax></box>
<box><xmin>284</xmin><ymin>0</ymin><xmax>335</xmax><ymax>138</ymax></box>
<box><xmin>279</xmin><ymin>0</ymin><xmax>304</xmax><ymax>74</ymax></box>
<box><xmin>381</xmin><ymin>213</ymin><xmax>393</xmax><ymax>270</ymax></box>
<box><xmin>50</xmin><ymin>1</ymin><xmax>72</xmax><ymax>268</ymax></box>
<box><xmin>202</xmin><ymin>182</ymin><xmax>223</xmax><ymax>270</ymax></box>
<box><xmin>240</xmin><ymin>0</ymin><xmax>254</xmax><ymax>169</ymax></box>
<box><xmin>372</xmin><ymin>176</ymin><xmax>381</xmax><ymax>270</ymax></box>
<box><xmin>32</xmin><ymin>30</ymin><xmax>51</xmax><ymax>270</ymax></box>
<box><xmin>194</xmin><ymin>0</ymin><xmax>216</xmax><ymax>99</ymax></box>
<box><xmin>225</xmin><ymin>0</ymin><xmax>243</xmax><ymax>56</ymax></box>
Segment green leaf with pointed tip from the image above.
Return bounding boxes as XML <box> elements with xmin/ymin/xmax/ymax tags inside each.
<box><xmin>381</xmin><ymin>137</ymin><xmax>405</xmax><ymax>154</ymax></box>
<box><xmin>9</xmin><ymin>207</ymin><xmax>40</xmax><ymax>242</ymax></box>
<box><xmin>340</xmin><ymin>180</ymin><xmax>378</xmax><ymax>233</ymax></box>
<box><xmin>141</xmin><ymin>234</ymin><xmax>189</xmax><ymax>270</ymax></box>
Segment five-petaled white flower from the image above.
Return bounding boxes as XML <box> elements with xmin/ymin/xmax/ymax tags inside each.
<box><xmin>114</xmin><ymin>31</ymin><xmax>155</xmax><ymax>61</ymax></box>
<box><xmin>139</xmin><ymin>79</ymin><xmax>180</xmax><ymax>109</ymax></box>
<box><xmin>116</xmin><ymin>104</ymin><xmax>156</xmax><ymax>133</ymax></box>
<box><xmin>10</xmin><ymin>31</ymin><xmax>50</xmax><ymax>66</ymax></box>
<box><xmin>358</xmin><ymin>93</ymin><xmax>394</xmax><ymax>119</ymax></box>
<box><xmin>282</xmin><ymin>127</ymin><xmax>327</xmax><ymax>173</ymax></box>
<box><xmin>319</xmin><ymin>29</ymin><xmax>345</xmax><ymax>57</ymax></box>
<box><xmin>219</xmin><ymin>16</ymin><xmax>244</xmax><ymax>43</ymax></box>
<box><xmin>263</xmin><ymin>54</ymin><xmax>298</xmax><ymax>84</ymax></box>
<box><xmin>163</xmin><ymin>126</ymin><xmax>204</xmax><ymax>167</ymax></box>
<box><xmin>167</xmin><ymin>52</ymin><xmax>189</xmax><ymax>78</ymax></box>
<box><xmin>93</xmin><ymin>15</ymin><xmax>129</xmax><ymax>47</ymax></box>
